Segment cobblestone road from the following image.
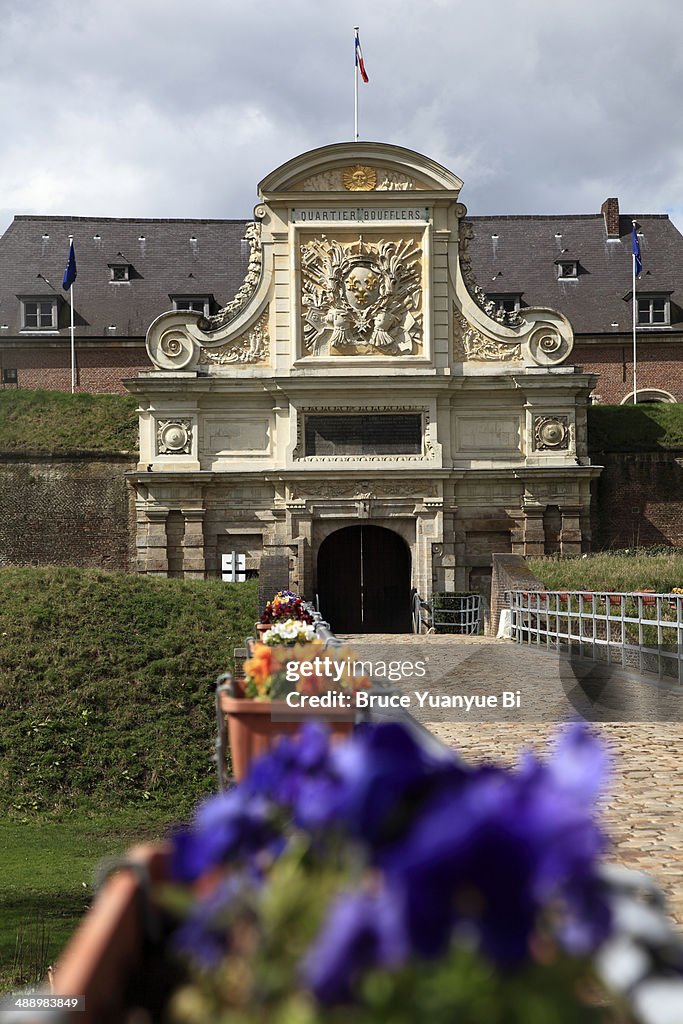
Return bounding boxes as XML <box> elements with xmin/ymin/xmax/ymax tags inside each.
<box><xmin>341</xmin><ymin>633</ymin><xmax>683</xmax><ymax>924</ymax></box>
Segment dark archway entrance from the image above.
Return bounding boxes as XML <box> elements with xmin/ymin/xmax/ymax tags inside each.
<box><xmin>317</xmin><ymin>525</ymin><xmax>412</xmax><ymax>633</ymax></box>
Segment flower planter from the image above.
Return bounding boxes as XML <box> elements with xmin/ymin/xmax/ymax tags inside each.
<box><xmin>608</xmin><ymin>594</ymin><xmax>624</xmax><ymax>607</ymax></box>
<box><xmin>219</xmin><ymin>691</ymin><xmax>355</xmax><ymax>782</ymax></box>
<box><xmin>636</xmin><ymin>590</ymin><xmax>656</xmax><ymax>607</ymax></box>
<box><xmin>256</xmin><ymin>622</ymin><xmax>270</xmax><ymax>638</ymax></box>
<box><xmin>49</xmin><ymin>843</ymin><xmax>169</xmax><ymax>1024</ymax></box>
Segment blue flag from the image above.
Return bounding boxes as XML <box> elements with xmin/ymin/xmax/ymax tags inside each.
<box><xmin>62</xmin><ymin>241</ymin><xmax>77</xmax><ymax>290</ymax></box>
<box><xmin>632</xmin><ymin>224</ymin><xmax>642</xmax><ymax>277</ymax></box>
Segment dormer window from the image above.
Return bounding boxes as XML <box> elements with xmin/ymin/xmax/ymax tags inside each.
<box><xmin>488</xmin><ymin>293</ymin><xmax>521</xmax><ymax>314</ymax></box>
<box><xmin>20</xmin><ymin>297</ymin><xmax>58</xmax><ymax>331</ymax></box>
<box><xmin>557</xmin><ymin>261</ymin><xmax>578</xmax><ymax>280</ymax></box>
<box><xmin>109</xmin><ymin>263</ymin><xmax>130</xmax><ymax>282</ymax></box>
<box><xmin>172</xmin><ymin>296</ymin><xmax>211</xmax><ymax>316</ymax></box>
<box><xmin>637</xmin><ymin>295</ymin><xmax>670</xmax><ymax>327</ymax></box>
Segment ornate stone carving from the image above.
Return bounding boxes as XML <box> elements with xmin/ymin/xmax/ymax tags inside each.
<box><xmin>206</xmin><ymin>223</ymin><xmax>262</xmax><ymax>329</ymax></box>
<box><xmin>527</xmin><ymin>324</ymin><xmax>571</xmax><ymax>366</ymax></box>
<box><xmin>156</xmin><ymin>419</ymin><xmax>193</xmax><ymax>456</ymax></box>
<box><xmin>287</xmin><ymin>479</ymin><xmax>439</xmax><ymax>500</ymax></box>
<box><xmin>454</xmin><ymin>312</ymin><xmax>522</xmax><ymax>362</ymax></box>
<box><xmin>534</xmin><ymin>416</ymin><xmax>569</xmax><ymax>450</ymax></box>
<box><xmin>296</xmin><ymin>167</ymin><xmax>425</xmax><ymax>191</ymax></box>
<box><xmin>343</xmin><ymin>165</ymin><xmax>377</xmax><ymax>191</ymax></box>
<box><xmin>301</xmin><ymin>236</ymin><xmax>422</xmax><ymax>356</ymax></box>
<box><xmin>198</xmin><ymin>311</ymin><xmax>269</xmax><ymax>366</ymax></box>
<box><xmin>147</xmin><ymin>323</ymin><xmax>196</xmax><ymax>370</ymax></box>
<box><xmin>459</xmin><ymin>222</ymin><xmax>524</xmax><ymax>327</ymax></box>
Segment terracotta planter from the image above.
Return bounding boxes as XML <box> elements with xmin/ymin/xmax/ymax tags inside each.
<box><xmin>608</xmin><ymin>594</ymin><xmax>623</xmax><ymax>607</ymax></box>
<box><xmin>219</xmin><ymin>691</ymin><xmax>355</xmax><ymax>782</ymax></box>
<box><xmin>49</xmin><ymin>844</ymin><xmax>169</xmax><ymax>1024</ymax></box>
<box><xmin>256</xmin><ymin>622</ymin><xmax>271</xmax><ymax>638</ymax></box>
<box><xmin>637</xmin><ymin>590</ymin><xmax>656</xmax><ymax>606</ymax></box>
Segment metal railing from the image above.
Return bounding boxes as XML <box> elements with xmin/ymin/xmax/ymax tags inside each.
<box><xmin>508</xmin><ymin>590</ymin><xmax>683</xmax><ymax>685</ymax></box>
<box><xmin>432</xmin><ymin>592</ymin><xmax>481</xmax><ymax>635</ymax></box>
<box><xmin>411</xmin><ymin>590</ymin><xmax>432</xmax><ymax>634</ymax></box>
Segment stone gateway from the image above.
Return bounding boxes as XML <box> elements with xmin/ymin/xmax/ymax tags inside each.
<box><xmin>127</xmin><ymin>142</ymin><xmax>599</xmax><ymax>631</ymax></box>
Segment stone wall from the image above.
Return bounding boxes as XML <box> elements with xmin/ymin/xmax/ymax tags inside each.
<box><xmin>591</xmin><ymin>450</ymin><xmax>683</xmax><ymax>549</ymax></box>
<box><xmin>0</xmin><ymin>455</ymin><xmax>136</xmax><ymax>571</ymax></box>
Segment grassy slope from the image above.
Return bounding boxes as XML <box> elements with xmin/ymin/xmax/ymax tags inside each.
<box><xmin>527</xmin><ymin>552</ymin><xmax>683</xmax><ymax>593</ymax></box>
<box><xmin>0</xmin><ymin>391</ymin><xmax>138</xmax><ymax>453</ymax></box>
<box><xmin>0</xmin><ymin>567</ymin><xmax>258</xmax><ymax>816</ymax></box>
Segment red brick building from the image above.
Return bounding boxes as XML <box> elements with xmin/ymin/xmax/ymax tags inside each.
<box><xmin>1</xmin><ymin>199</ymin><xmax>681</xmax><ymax>403</ymax></box>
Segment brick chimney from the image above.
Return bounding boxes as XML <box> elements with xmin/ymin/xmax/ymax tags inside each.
<box><xmin>601</xmin><ymin>197</ymin><xmax>620</xmax><ymax>238</ymax></box>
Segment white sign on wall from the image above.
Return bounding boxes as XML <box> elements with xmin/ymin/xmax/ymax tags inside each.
<box><xmin>221</xmin><ymin>552</ymin><xmax>246</xmax><ymax>582</ymax></box>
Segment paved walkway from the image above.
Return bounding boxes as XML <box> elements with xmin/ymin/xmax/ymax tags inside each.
<box><xmin>341</xmin><ymin>633</ymin><xmax>683</xmax><ymax>924</ymax></box>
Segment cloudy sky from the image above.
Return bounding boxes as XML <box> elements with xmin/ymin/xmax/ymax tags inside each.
<box><xmin>1</xmin><ymin>0</ymin><xmax>681</xmax><ymax>235</ymax></box>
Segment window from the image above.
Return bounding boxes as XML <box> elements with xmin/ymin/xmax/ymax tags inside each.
<box><xmin>637</xmin><ymin>296</ymin><xmax>670</xmax><ymax>327</ymax></box>
<box><xmin>3</xmin><ymin>368</ymin><xmax>17</xmax><ymax>385</ymax></box>
<box><xmin>488</xmin><ymin>293</ymin><xmax>521</xmax><ymax>313</ymax></box>
<box><xmin>21</xmin><ymin>299</ymin><xmax>57</xmax><ymax>330</ymax></box>
<box><xmin>172</xmin><ymin>296</ymin><xmax>211</xmax><ymax>316</ymax></box>
<box><xmin>109</xmin><ymin>264</ymin><xmax>130</xmax><ymax>282</ymax></box>
<box><xmin>304</xmin><ymin>414</ymin><xmax>423</xmax><ymax>456</ymax></box>
<box><xmin>557</xmin><ymin>261</ymin><xmax>578</xmax><ymax>280</ymax></box>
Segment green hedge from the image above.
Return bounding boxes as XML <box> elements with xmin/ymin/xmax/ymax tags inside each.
<box><xmin>587</xmin><ymin>403</ymin><xmax>683</xmax><ymax>452</ymax></box>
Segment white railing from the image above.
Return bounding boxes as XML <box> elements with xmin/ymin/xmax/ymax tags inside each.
<box><xmin>507</xmin><ymin>590</ymin><xmax>683</xmax><ymax>686</ymax></box>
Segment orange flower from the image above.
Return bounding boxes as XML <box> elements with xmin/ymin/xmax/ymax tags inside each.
<box><xmin>243</xmin><ymin>643</ymin><xmax>277</xmax><ymax>689</ymax></box>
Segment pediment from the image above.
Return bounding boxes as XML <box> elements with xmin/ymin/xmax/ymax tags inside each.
<box><xmin>259</xmin><ymin>142</ymin><xmax>463</xmax><ymax>196</ymax></box>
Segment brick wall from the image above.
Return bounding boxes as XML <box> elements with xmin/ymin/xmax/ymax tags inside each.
<box><xmin>574</xmin><ymin>340</ymin><xmax>683</xmax><ymax>404</ymax></box>
<box><xmin>487</xmin><ymin>554</ymin><xmax>546</xmax><ymax>637</ymax></box>
<box><xmin>0</xmin><ymin>342</ymin><xmax>149</xmax><ymax>394</ymax></box>
<box><xmin>0</xmin><ymin>455</ymin><xmax>136</xmax><ymax>570</ymax></box>
<box><xmin>591</xmin><ymin>450</ymin><xmax>683</xmax><ymax>548</ymax></box>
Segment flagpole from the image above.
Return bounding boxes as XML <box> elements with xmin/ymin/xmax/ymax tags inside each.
<box><xmin>69</xmin><ymin>234</ymin><xmax>75</xmax><ymax>394</ymax></box>
<box><xmin>632</xmin><ymin>220</ymin><xmax>637</xmax><ymax>406</ymax></box>
<box><xmin>354</xmin><ymin>26</ymin><xmax>359</xmax><ymax>141</ymax></box>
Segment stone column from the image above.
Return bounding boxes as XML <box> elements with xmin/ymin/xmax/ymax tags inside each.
<box><xmin>139</xmin><ymin>509</ymin><xmax>169</xmax><ymax>576</ymax></box>
<box><xmin>181</xmin><ymin>510</ymin><xmax>206</xmax><ymax>579</ymax></box>
<box><xmin>560</xmin><ymin>506</ymin><xmax>583</xmax><ymax>555</ymax></box>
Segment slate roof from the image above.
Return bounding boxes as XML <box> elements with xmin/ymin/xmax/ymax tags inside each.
<box><xmin>466</xmin><ymin>213</ymin><xmax>683</xmax><ymax>335</ymax></box>
<box><xmin>0</xmin><ymin>216</ymin><xmax>251</xmax><ymax>338</ymax></box>
<box><xmin>2</xmin><ymin>208</ymin><xmax>683</xmax><ymax>341</ymax></box>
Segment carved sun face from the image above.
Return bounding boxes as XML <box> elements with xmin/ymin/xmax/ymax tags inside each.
<box><xmin>344</xmin><ymin>266</ymin><xmax>380</xmax><ymax>309</ymax></box>
<box><xmin>342</xmin><ymin>165</ymin><xmax>377</xmax><ymax>191</ymax></box>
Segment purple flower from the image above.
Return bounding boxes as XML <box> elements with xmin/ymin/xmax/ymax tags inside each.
<box><xmin>302</xmin><ymin>887</ymin><xmax>409</xmax><ymax>1004</ymax></box>
<box><xmin>245</xmin><ymin>724</ymin><xmax>350</xmax><ymax>830</ymax></box>
<box><xmin>170</xmin><ymin>787</ymin><xmax>277</xmax><ymax>882</ymax></box>
<box><xmin>172</xmin><ymin>877</ymin><xmax>244</xmax><ymax>968</ymax></box>
<box><xmin>329</xmin><ymin>722</ymin><xmax>467</xmax><ymax>851</ymax></box>
<box><xmin>380</xmin><ymin>725</ymin><xmax>611</xmax><ymax>967</ymax></box>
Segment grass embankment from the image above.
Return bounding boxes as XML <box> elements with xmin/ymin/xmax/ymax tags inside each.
<box><xmin>587</xmin><ymin>402</ymin><xmax>683</xmax><ymax>452</ymax></box>
<box><xmin>527</xmin><ymin>551</ymin><xmax>683</xmax><ymax>593</ymax></box>
<box><xmin>0</xmin><ymin>566</ymin><xmax>258</xmax><ymax>990</ymax></box>
<box><xmin>0</xmin><ymin>390</ymin><xmax>138</xmax><ymax>453</ymax></box>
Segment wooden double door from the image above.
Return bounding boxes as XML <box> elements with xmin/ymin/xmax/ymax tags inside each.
<box><xmin>317</xmin><ymin>525</ymin><xmax>412</xmax><ymax>633</ymax></box>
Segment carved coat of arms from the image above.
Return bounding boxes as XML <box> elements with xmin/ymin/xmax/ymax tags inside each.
<box><xmin>300</xmin><ymin>236</ymin><xmax>422</xmax><ymax>356</ymax></box>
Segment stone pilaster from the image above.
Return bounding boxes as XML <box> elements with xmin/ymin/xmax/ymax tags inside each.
<box><xmin>139</xmin><ymin>509</ymin><xmax>169</xmax><ymax>576</ymax></box>
<box><xmin>560</xmin><ymin>506</ymin><xmax>583</xmax><ymax>555</ymax></box>
<box><xmin>523</xmin><ymin>506</ymin><xmax>546</xmax><ymax>556</ymax></box>
<box><xmin>181</xmin><ymin>509</ymin><xmax>206</xmax><ymax>579</ymax></box>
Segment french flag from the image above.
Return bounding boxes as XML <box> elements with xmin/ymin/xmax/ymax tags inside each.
<box><xmin>355</xmin><ymin>30</ymin><xmax>369</xmax><ymax>83</ymax></box>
